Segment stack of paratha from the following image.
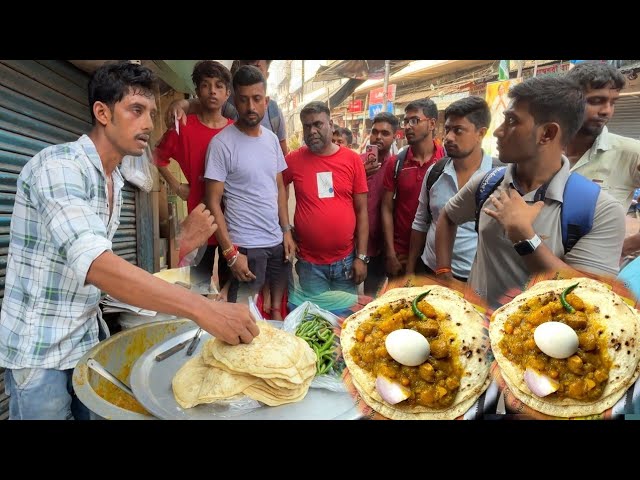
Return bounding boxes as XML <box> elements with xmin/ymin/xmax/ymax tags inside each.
<box><xmin>341</xmin><ymin>287</ymin><xmax>491</xmax><ymax>420</ymax></box>
<box><xmin>490</xmin><ymin>278</ymin><xmax>640</xmax><ymax>417</ymax></box>
<box><xmin>172</xmin><ymin>321</ymin><xmax>316</xmax><ymax>409</ymax></box>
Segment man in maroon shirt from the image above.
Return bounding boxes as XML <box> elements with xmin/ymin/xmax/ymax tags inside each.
<box><xmin>381</xmin><ymin>98</ymin><xmax>445</xmax><ymax>277</ymax></box>
<box><xmin>153</xmin><ymin>60</ymin><xmax>233</xmax><ymax>288</ymax></box>
<box><xmin>360</xmin><ymin>112</ymin><xmax>399</xmax><ymax>296</ymax></box>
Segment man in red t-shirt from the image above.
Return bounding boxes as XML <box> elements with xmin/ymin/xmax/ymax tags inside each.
<box><xmin>359</xmin><ymin>112</ymin><xmax>400</xmax><ymax>297</ymax></box>
<box><xmin>283</xmin><ymin>101</ymin><xmax>368</xmax><ymax>315</ymax></box>
<box><xmin>381</xmin><ymin>98</ymin><xmax>445</xmax><ymax>277</ymax></box>
<box><xmin>153</xmin><ymin>60</ymin><xmax>233</xmax><ymax>288</ymax></box>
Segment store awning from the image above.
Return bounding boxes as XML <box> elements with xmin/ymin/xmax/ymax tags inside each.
<box><xmin>313</xmin><ymin>60</ymin><xmax>413</xmax><ymax>82</ymax></box>
<box><xmin>68</xmin><ymin>60</ymin><xmax>234</xmax><ymax>95</ymax></box>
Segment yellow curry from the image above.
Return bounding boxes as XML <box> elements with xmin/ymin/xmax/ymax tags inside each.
<box><xmin>499</xmin><ymin>292</ymin><xmax>611</xmax><ymax>400</ymax></box>
<box><xmin>94</xmin><ymin>379</ymin><xmax>150</xmax><ymax>415</ymax></box>
<box><xmin>350</xmin><ymin>299</ymin><xmax>463</xmax><ymax>408</ymax></box>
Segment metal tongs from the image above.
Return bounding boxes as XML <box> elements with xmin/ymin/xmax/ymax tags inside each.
<box><xmin>154</xmin><ymin>280</ymin><xmax>216</xmax><ymax>361</ymax></box>
<box><xmin>184</xmin><ymin>278</ymin><xmax>221</xmax><ymax>356</ymax></box>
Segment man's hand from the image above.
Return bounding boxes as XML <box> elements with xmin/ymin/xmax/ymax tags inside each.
<box><xmin>197</xmin><ymin>300</ymin><xmax>260</xmax><ymax>345</ymax></box>
<box><xmin>178</xmin><ymin>203</ymin><xmax>216</xmax><ymax>257</ymax></box>
<box><xmin>352</xmin><ymin>258</ymin><xmax>367</xmax><ymax>284</ymax></box>
<box><xmin>177</xmin><ymin>183</ymin><xmax>190</xmax><ymax>201</ymax></box>
<box><xmin>230</xmin><ymin>253</ymin><xmax>256</xmax><ymax>282</ymax></box>
<box><xmin>365</xmin><ymin>158</ymin><xmax>381</xmax><ymax>177</ymax></box>
<box><xmin>385</xmin><ymin>253</ymin><xmax>403</xmax><ymax>276</ymax></box>
<box><xmin>283</xmin><ymin>231</ymin><xmax>297</xmax><ymax>263</ymax></box>
<box><xmin>483</xmin><ymin>188</ymin><xmax>543</xmax><ymax>242</ymax></box>
<box><xmin>622</xmin><ymin>233</ymin><xmax>640</xmax><ymax>257</ymax></box>
<box><xmin>164</xmin><ymin>98</ymin><xmax>190</xmax><ymax>129</ymax></box>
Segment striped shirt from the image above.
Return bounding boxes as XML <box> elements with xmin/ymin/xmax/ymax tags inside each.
<box><xmin>0</xmin><ymin>135</ymin><xmax>123</xmax><ymax>370</ymax></box>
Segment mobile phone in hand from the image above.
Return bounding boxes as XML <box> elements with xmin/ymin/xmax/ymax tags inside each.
<box><xmin>365</xmin><ymin>144</ymin><xmax>379</xmax><ymax>163</ymax></box>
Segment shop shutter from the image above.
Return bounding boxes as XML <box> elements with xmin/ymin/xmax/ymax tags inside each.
<box><xmin>607</xmin><ymin>95</ymin><xmax>640</xmax><ymax>140</ymax></box>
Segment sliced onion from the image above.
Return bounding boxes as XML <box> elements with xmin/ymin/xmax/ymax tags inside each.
<box><xmin>523</xmin><ymin>368</ymin><xmax>560</xmax><ymax>397</ymax></box>
<box><xmin>375</xmin><ymin>375</ymin><xmax>410</xmax><ymax>405</ymax></box>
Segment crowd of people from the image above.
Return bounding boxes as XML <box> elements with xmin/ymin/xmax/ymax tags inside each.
<box><xmin>1</xmin><ymin>59</ymin><xmax>639</xmax><ymax>419</ymax></box>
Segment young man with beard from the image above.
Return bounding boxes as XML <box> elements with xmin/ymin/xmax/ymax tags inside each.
<box><xmin>360</xmin><ymin>112</ymin><xmax>399</xmax><ymax>296</ymax></box>
<box><xmin>381</xmin><ymin>99</ymin><xmax>445</xmax><ymax>278</ymax></box>
<box><xmin>154</xmin><ymin>60</ymin><xmax>233</xmax><ymax>288</ymax></box>
<box><xmin>565</xmin><ymin>62</ymin><xmax>640</xmax><ymax>261</ymax></box>
<box><xmin>435</xmin><ymin>76</ymin><xmax>625</xmax><ymax>308</ymax></box>
<box><xmin>0</xmin><ymin>62</ymin><xmax>258</xmax><ymax>419</ymax></box>
<box><xmin>168</xmin><ymin>60</ymin><xmax>289</xmax><ymax>156</ymax></box>
<box><xmin>407</xmin><ymin>96</ymin><xmax>493</xmax><ymax>281</ymax></box>
<box><xmin>284</xmin><ymin>101</ymin><xmax>368</xmax><ymax>314</ymax></box>
<box><xmin>204</xmin><ymin>66</ymin><xmax>295</xmax><ymax>318</ymax></box>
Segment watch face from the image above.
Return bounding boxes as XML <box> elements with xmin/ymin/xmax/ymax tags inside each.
<box><xmin>514</xmin><ymin>240</ymin><xmax>534</xmax><ymax>256</ymax></box>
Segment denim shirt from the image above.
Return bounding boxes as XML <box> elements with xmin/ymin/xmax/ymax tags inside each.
<box><xmin>412</xmin><ymin>151</ymin><xmax>493</xmax><ymax>278</ymax></box>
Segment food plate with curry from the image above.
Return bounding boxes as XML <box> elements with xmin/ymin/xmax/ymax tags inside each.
<box><xmin>341</xmin><ymin>286</ymin><xmax>491</xmax><ymax>420</ymax></box>
<box><xmin>489</xmin><ymin>277</ymin><xmax>640</xmax><ymax>418</ymax></box>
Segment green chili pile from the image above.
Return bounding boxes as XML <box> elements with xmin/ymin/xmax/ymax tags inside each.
<box><xmin>295</xmin><ymin>312</ymin><xmax>342</xmax><ymax>376</ymax></box>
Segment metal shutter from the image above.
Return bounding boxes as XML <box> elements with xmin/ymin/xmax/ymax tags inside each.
<box><xmin>607</xmin><ymin>95</ymin><xmax>640</xmax><ymax>140</ymax></box>
<box><xmin>0</xmin><ymin>60</ymin><xmax>140</xmax><ymax>419</ymax></box>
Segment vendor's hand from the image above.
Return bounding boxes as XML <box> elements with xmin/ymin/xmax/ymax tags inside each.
<box><xmin>352</xmin><ymin>258</ymin><xmax>367</xmax><ymax>284</ymax></box>
<box><xmin>283</xmin><ymin>231</ymin><xmax>297</xmax><ymax>263</ymax></box>
<box><xmin>178</xmin><ymin>203</ymin><xmax>216</xmax><ymax>257</ymax></box>
<box><xmin>164</xmin><ymin>99</ymin><xmax>190</xmax><ymax>129</ymax></box>
<box><xmin>483</xmin><ymin>187</ymin><xmax>543</xmax><ymax>243</ymax></box>
<box><xmin>177</xmin><ymin>183</ymin><xmax>190</xmax><ymax>201</ymax></box>
<box><xmin>197</xmin><ymin>299</ymin><xmax>259</xmax><ymax>345</ymax></box>
<box><xmin>385</xmin><ymin>253</ymin><xmax>403</xmax><ymax>277</ymax></box>
<box><xmin>230</xmin><ymin>253</ymin><xmax>256</xmax><ymax>282</ymax></box>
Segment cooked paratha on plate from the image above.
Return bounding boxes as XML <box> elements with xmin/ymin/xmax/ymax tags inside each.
<box><xmin>341</xmin><ymin>287</ymin><xmax>491</xmax><ymax>420</ymax></box>
<box><xmin>490</xmin><ymin>278</ymin><xmax>640</xmax><ymax>418</ymax></box>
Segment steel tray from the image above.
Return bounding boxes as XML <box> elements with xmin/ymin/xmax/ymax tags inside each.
<box><xmin>129</xmin><ymin>324</ymin><xmax>361</xmax><ymax>420</ymax></box>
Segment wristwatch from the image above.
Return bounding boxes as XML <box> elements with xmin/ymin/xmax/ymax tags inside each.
<box><xmin>513</xmin><ymin>234</ymin><xmax>542</xmax><ymax>256</ymax></box>
<box><xmin>356</xmin><ymin>253</ymin><xmax>370</xmax><ymax>264</ymax></box>
<box><xmin>281</xmin><ymin>224</ymin><xmax>294</xmax><ymax>233</ymax></box>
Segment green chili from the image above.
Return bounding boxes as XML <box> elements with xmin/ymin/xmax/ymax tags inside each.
<box><xmin>411</xmin><ymin>290</ymin><xmax>432</xmax><ymax>320</ymax></box>
<box><xmin>560</xmin><ymin>282</ymin><xmax>580</xmax><ymax>313</ymax></box>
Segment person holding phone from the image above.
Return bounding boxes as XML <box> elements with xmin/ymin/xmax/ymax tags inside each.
<box><xmin>360</xmin><ymin>112</ymin><xmax>400</xmax><ymax>296</ymax></box>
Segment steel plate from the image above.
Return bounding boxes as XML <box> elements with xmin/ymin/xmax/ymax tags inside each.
<box><xmin>129</xmin><ymin>325</ymin><xmax>361</xmax><ymax>420</ymax></box>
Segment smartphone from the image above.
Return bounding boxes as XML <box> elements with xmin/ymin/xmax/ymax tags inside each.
<box><xmin>365</xmin><ymin>144</ymin><xmax>379</xmax><ymax>164</ymax></box>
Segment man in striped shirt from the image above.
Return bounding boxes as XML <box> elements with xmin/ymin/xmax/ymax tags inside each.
<box><xmin>0</xmin><ymin>62</ymin><xmax>258</xmax><ymax>420</ymax></box>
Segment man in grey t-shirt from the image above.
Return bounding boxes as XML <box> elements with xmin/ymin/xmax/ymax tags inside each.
<box><xmin>205</xmin><ymin>65</ymin><xmax>296</xmax><ymax>310</ymax></box>
<box><xmin>435</xmin><ymin>75</ymin><xmax>625</xmax><ymax>308</ymax></box>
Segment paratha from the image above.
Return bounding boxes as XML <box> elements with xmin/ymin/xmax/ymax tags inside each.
<box><xmin>341</xmin><ymin>287</ymin><xmax>491</xmax><ymax>420</ymax></box>
<box><xmin>490</xmin><ymin>278</ymin><xmax>640</xmax><ymax>417</ymax></box>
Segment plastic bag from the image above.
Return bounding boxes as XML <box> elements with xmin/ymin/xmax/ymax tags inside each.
<box><xmin>206</xmin><ymin>394</ymin><xmax>263</xmax><ymax>418</ymax></box>
<box><xmin>283</xmin><ymin>301</ymin><xmax>346</xmax><ymax>392</ymax></box>
<box><xmin>120</xmin><ymin>145</ymin><xmax>154</xmax><ymax>192</ymax></box>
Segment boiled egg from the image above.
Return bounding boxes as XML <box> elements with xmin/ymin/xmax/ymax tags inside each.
<box><xmin>385</xmin><ymin>329</ymin><xmax>430</xmax><ymax>366</ymax></box>
<box><xmin>533</xmin><ymin>321</ymin><xmax>579</xmax><ymax>359</ymax></box>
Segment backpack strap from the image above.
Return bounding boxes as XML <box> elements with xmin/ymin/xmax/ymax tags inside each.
<box><xmin>267</xmin><ymin>100</ymin><xmax>281</xmax><ymax>136</ymax></box>
<box><xmin>221</xmin><ymin>99</ymin><xmax>238</xmax><ymax>120</ymax></box>
<box><xmin>561</xmin><ymin>172</ymin><xmax>600</xmax><ymax>254</ymax></box>
<box><xmin>475</xmin><ymin>167</ymin><xmax>507</xmax><ymax>233</ymax></box>
<box><xmin>392</xmin><ymin>147</ymin><xmax>409</xmax><ymax>200</ymax></box>
<box><xmin>424</xmin><ymin>157</ymin><xmax>449</xmax><ymax>223</ymax></box>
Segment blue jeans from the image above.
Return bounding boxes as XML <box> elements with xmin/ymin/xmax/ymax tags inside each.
<box><xmin>288</xmin><ymin>252</ymin><xmax>357</xmax><ymax>316</ymax></box>
<box><xmin>5</xmin><ymin>368</ymin><xmax>90</xmax><ymax>420</ymax></box>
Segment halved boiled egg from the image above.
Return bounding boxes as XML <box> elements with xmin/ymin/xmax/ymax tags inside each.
<box><xmin>385</xmin><ymin>329</ymin><xmax>430</xmax><ymax>367</ymax></box>
<box><xmin>533</xmin><ymin>321</ymin><xmax>579</xmax><ymax>359</ymax></box>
